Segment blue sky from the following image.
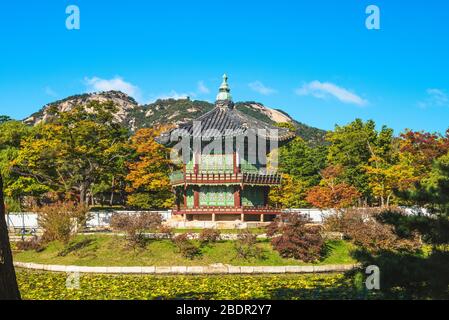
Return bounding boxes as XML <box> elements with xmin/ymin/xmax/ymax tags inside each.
<box><xmin>0</xmin><ymin>0</ymin><xmax>448</xmax><ymax>134</ymax></box>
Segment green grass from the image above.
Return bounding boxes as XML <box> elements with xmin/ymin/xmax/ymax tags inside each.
<box><xmin>171</xmin><ymin>228</ymin><xmax>267</xmax><ymax>234</ymax></box>
<box><xmin>13</xmin><ymin>235</ymin><xmax>356</xmax><ymax>266</ymax></box>
<box><xmin>17</xmin><ymin>270</ymin><xmax>378</xmax><ymax>300</ymax></box>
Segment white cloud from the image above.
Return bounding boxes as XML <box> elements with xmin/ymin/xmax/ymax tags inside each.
<box><xmin>153</xmin><ymin>90</ymin><xmax>193</xmax><ymax>101</ymax></box>
<box><xmin>84</xmin><ymin>76</ymin><xmax>140</xmax><ymax>100</ymax></box>
<box><xmin>44</xmin><ymin>86</ymin><xmax>58</xmax><ymax>97</ymax></box>
<box><xmin>150</xmin><ymin>80</ymin><xmax>211</xmax><ymax>102</ymax></box>
<box><xmin>197</xmin><ymin>81</ymin><xmax>210</xmax><ymax>94</ymax></box>
<box><xmin>295</xmin><ymin>80</ymin><xmax>368</xmax><ymax>106</ymax></box>
<box><xmin>248</xmin><ymin>81</ymin><xmax>277</xmax><ymax>95</ymax></box>
<box><xmin>418</xmin><ymin>88</ymin><xmax>449</xmax><ymax>108</ymax></box>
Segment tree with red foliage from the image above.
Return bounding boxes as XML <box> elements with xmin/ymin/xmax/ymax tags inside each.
<box><xmin>399</xmin><ymin>129</ymin><xmax>449</xmax><ymax>176</ymax></box>
<box><xmin>266</xmin><ymin>213</ymin><xmax>324</xmax><ymax>262</ymax></box>
<box><xmin>306</xmin><ymin>165</ymin><xmax>360</xmax><ymax>209</ymax></box>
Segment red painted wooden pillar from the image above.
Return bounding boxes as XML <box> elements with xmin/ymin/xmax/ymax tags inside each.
<box><xmin>234</xmin><ymin>185</ymin><xmax>241</xmax><ymax>208</ymax></box>
<box><xmin>263</xmin><ymin>186</ymin><xmax>269</xmax><ymax>208</ymax></box>
<box><xmin>194</xmin><ymin>152</ymin><xmax>200</xmax><ymax>175</ymax></box>
<box><xmin>176</xmin><ymin>188</ymin><xmax>181</xmax><ymax>211</ymax></box>
<box><xmin>233</xmin><ymin>152</ymin><xmax>238</xmax><ymax>174</ymax></box>
<box><xmin>193</xmin><ymin>186</ymin><xmax>200</xmax><ymax>208</ymax></box>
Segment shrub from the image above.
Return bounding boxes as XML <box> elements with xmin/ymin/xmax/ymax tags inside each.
<box><xmin>110</xmin><ymin>213</ymin><xmax>163</xmax><ymax>247</ymax></box>
<box><xmin>234</xmin><ymin>230</ymin><xmax>264</xmax><ymax>260</ymax></box>
<box><xmin>36</xmin><ymin>202</ymin><xmax>90</xmax><ymax>244</ymax></box>
<box><xmin>324</xmin><ymin>207</ymin><xmax>421</xmax><ymax>253</ymax></box>
<box><xmin>266</xmin><ymin>213</ymin><xmax>324</xmax><ymax>263</ymax></box>
<box><xmin>172</xmin><ymin>233</ymin><xmax>200</xmax><ymax>259</ymax></box>
<box><xmin>198</xmin><ymin>228</ymin><xmax>221</xmax><ymax>246</ymax></box>
<box><xmin>158</xmin><ymin>225</ymin><xmax>174</xmax><ymax>239</ymax></box>
<box><xmin>15</xmin><ymin>237</ymin><xmax>45</xmax><ymax>252</ymax></box>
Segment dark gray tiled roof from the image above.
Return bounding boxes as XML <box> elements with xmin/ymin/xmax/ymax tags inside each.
<box><xmin>157</xmin><ymin>101</ymin><xmax>295</xmax><ymax>146</ymax></box>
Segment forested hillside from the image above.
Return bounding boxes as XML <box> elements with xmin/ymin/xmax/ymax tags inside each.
<box><xmin>23</xmin><ymin>91</ymin><xmax>327</xmax><ymax>145</ymax></box>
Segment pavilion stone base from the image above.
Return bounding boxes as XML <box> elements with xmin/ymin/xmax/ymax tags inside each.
<box><xmin>183</xmin><ymin>213</ymin><xmax>276</xmax><ymax>223</ymax></box>
<box><xmin>166</xmin><ymin>219</ymin><xmax>271</xmax><ymax>230</ymax></box>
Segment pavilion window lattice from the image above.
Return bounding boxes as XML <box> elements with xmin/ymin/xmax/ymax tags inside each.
<box><xmin>199</xmin><ymin>186</ymin><xmax>234</xmax><ymax>207</ymax></box>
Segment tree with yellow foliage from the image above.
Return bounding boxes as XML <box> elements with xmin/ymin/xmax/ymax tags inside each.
<box><xmin>11</xmin><ymin>102</ymin><xmax>130</xmax><ymax>205</ymax></box>
<box><xmin>269</xmin><ymin>173</ymin><xmax>310</xmax><ymax>208</ymax></box>
<box><xmin>364</xmin><ymin>154</ymin><xmax>416</xmax><ymax>207</ymax></box>
<box><xmin>126</xmin><ymin>127</ymin><xmax>175</xmax><ymax>209</ymax></box>
<box><xmin>364</xmin><ymin>129</ymin><xmax>417</xmax><ymax>207</ymax></box>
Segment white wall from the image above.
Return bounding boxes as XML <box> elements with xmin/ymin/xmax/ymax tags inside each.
<box><xmin>7</xmin><ymin>212</ymin><xmax>38</xmax><ymax>230</ymax></box>
<box><xmin>7</xmin><ymin>210</ymin><xmax>172</xmax><ymax>230</ymax></box>
<box><xmin>7</xmin><ymin>207</ymin><xmax>427</xmax><ymax>230</ymax></box>
<box><xmin>284</xmin><ymin>208</ymin><xmax>334</xmax><ymax>223</ymax></box>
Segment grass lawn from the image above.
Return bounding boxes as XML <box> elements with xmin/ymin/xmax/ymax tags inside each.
<box><xmin>17</xmin><ymin>270</ymin><xmax>378</xmax><ymax>300</ymax></box>
<box><xmin>13</xmin><ymin>235</ymin><xmax>356</xmax><ymax>266</ymax></box>
<box><xmin>171</xmin><ymin>228</ymin><xmax>267</xmax><ymax>234</ymax></box>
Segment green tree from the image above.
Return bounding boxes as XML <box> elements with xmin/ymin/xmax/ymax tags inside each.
<box><xmin>326</xmin><ymin>119</ymin><xmax>395</xmax><ymax>205</ymax></box>
<box><xmin>12</xmin><ymin>102</ymin><xmax>131</xmax><ymax>205</ymax></box>
<box><xmin>270</xmin><ymin>136</ymin><xmax>327</xmax><ymax>207</ymax></box>
<box><xmin>363</xmin><ymin>126</ymin><xmax>417</xmax><ymax>206</ymax></box>
<box><xmin>280</xmin><ymin>137</ymin><xmax>327</xmax><ymax>187</ymax></box>
<box><xmin>0</xmin><ymin>120</ymin><xmax>39</xmax><ymax>210</ymax></box>
<box><xmin>0</xmin><ymin>115</ymin><xmax>12</xmax><ymax>124</ymax></box>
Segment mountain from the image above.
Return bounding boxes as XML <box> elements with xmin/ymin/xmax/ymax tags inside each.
<box><xmin>23</xmin><ymin>91</ymin><xmax>327</xmax><ymax>144</ymax></box>
<box><xmin>24</xmin><ymin>91</ymin><xmax>141</xmax><ymax>130</ymax></box>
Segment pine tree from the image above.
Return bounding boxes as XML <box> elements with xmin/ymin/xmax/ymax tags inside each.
<box><xmin>353</xmin><ymin>151</ymin><xmax>449</xmax><ymax>298</ymax></box>
<box><xmin>0</xmin><ymin>174</ymin><xmax>21</xmax><ymax>300</ymax></box>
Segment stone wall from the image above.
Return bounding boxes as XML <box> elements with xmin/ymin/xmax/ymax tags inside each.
<box><xmin>14</xmin><ymin>262</ymin><xmax>358</xmax><ymax>274</ymax></box>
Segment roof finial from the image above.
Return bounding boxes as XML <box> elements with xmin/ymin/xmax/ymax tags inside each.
<box><xmin>222</xmin><ymin>74</ymin><xmax>228</xmax><ymax>85</ymax></box>
<box><xmin>216</xmin><ymin>73</ymin><xmax>232</xmax><ymax>102</ymax></box>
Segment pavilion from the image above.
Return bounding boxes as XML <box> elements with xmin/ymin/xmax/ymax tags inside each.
<box><xmin>157</xmin><ymin>75</ymin><xmax>295</xmax><ymax>222</ymax></box>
